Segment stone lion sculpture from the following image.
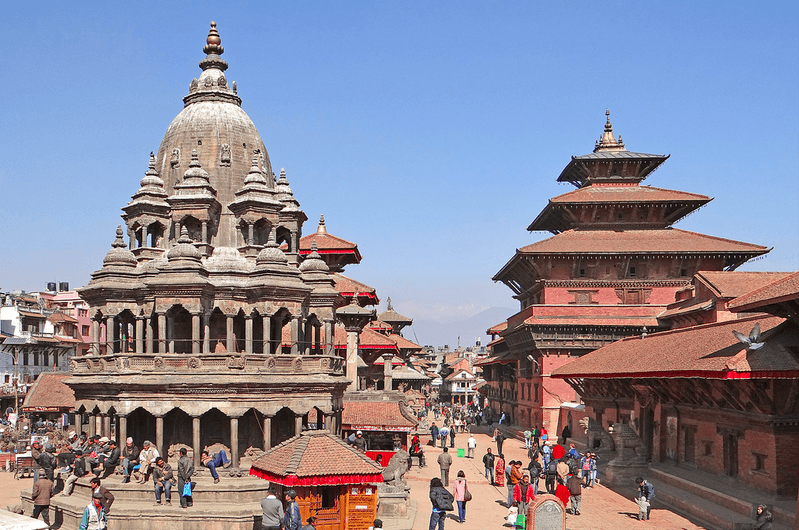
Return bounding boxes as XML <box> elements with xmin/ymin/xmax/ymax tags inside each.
<box><xmin>579</xmin><ymin>417</ymin><xmax>615</xmax><ymax>452</ymax></box>
<box><xmin>607</xmin><ymin>422</ymin><xmax>646</xmax><ymax>464</ymax></box>
<box><xmin>382</xmin><ymin>450</ymin><xmax>411</xmax><ymax>491</ymax></box>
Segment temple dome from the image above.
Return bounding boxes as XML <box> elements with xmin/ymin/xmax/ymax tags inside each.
<box><xmin>153</xmin><ymin>22</ymin><xmax>275</xmax><ymax>240</ymax></box>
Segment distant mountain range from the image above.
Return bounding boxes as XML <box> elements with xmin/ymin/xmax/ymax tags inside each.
<box><xmin>403</xmin><ymin>307</ymin><xmax>514</xmax><ymax>349</ymax></box>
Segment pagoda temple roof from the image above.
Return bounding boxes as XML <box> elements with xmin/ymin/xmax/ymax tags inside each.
<box><xmin>299</xmin><ymin>215</ymin><xmax>362</xmax><ymax>266</ymax></box>
<box><xmin>528</xmin><ymin>185</ymin><xmax>712</xmax><ymax>232</ymax></box>
<box><xmin>728</xmin><ymin>270</ymin><xmax>799</xmax><ymax>314</ymax></box>
<box><xmin>249</xmin><ymin>430</ymin><xmax>383</xmax><ymax>486</ymax></box>
<box><xmin>332</xmin><ymin>273</ymin><xmax>379</xmax><ymax>304</ymax></box>
<box><xmin>386</xmin><ymin>333</ymin><xmax>423</xmax><ymax>351</ymax></box>
<box><xmin>377</xmin><ymin>298</ymin><xmax>413</xmax><ymax>327</ymax></box>
<box><xmin>341</xmin><ymin>400</ymin><xmax>418</xmax><ymax>430</ymax></box>
<box><xmin>494</xmin><ymin>228</ymin><xmax>769</xmax><ymax>283</ymax></box>
<box><xmin>696</xmin><ymin>271</ymin><xmax>793</xmax><ymax>300</ymax></box>
<box><xmin>551</xmin><ymin>314</ymin><xmax>799</xmax><ymax>379</ymax></box>
<box><xmin>22</xmin><ymin>372</ymin><xmax>75</xmax><ymax>412</ymax></box>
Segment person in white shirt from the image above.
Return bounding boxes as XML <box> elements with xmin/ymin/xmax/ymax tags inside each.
<box><xmin>466</xmin><ymin>434</ymin><xmax>477</xmax><ymax>459</ymax></box>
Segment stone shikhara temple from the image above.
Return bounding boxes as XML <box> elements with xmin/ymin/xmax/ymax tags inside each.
<box><xmin>68</xmin><ymin>22</ymin><xmax>352</xmax><ymax>470</ymax></box>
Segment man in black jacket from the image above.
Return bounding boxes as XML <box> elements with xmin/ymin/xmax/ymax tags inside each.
<box><xmin>96</xmin><ymin>440</ymin><xmax>121</xmax><ymax>478</ymax></box>
<box><xmin>61</xmin><ymin>449</ymin><xmax>88</xmax><ymax>496</ymax></box>
<box><xmin>483</xmin><ymin>448</ymin><xmax>495</xmax><ymax>485</ymax></box>
<box><xmin>152</xmin><ymin>457</ymin><xmax>174</xmax><ymax>506</ymax></box>
<box><xmin>177</xmin><ymin>447</ymin><xmax>194</xmax><ymax>508</ymax></box>
<box><xmin>428</xmin><ymin>477</ymin><xmax>454</xmax><ymax>530</ymax></box>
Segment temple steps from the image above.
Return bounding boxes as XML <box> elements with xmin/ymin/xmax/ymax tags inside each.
<box><xmin>650</xmin><ymin>466</ymin><xmax>795</xmax><ymax>530</ymax></box>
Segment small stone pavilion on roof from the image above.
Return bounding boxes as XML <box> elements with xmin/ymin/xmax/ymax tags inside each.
<box><xmin>67</xmin><ymin>22</ymin><xmax>361</xmax><ymax>471</ymax></box>
<box><xmin>250</xmin><ymin>430</ymin><xmax>383</xmax><ymax>530</ymax></box>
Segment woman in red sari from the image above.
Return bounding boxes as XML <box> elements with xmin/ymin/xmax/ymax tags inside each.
<box><xmin>494</xmin><ymin>453</ymin><xmax>506</xmax><ymax>487</ymax></box>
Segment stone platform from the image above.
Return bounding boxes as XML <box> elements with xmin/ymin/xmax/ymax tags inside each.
<box><xmin>21</xmin><ymin>472</ymin><xmax>268</xmax><ymax>530</ymax></box>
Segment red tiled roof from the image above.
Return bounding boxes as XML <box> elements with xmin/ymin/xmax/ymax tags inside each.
<box><xmin>696</xmin><ymin>271</ymin><xmax>792</xmax><ymax>299</ymax></box>
<box><xmin>728</xmin><ymin>271</ymin><xmax>799</xmax><ymax>313</ymax></box>
<box><xmin>387</xmin><ymin>334</ymin><xmax>422</xmax><ymax>351</ymax></box>
<box><xmin>444</xmin><ymin>368</ymin><xmax>475</xmax><ymax>381</ymax></box>
<box><xmin>368</xmin><ymin>320</ymin><xmax>393</xmax><ymax>332</ymax></box>
<box><xmin>249</xmin><ymin>430</ymin><xmax>383</xmax><ymax>486</ymax></box>
<box><xmin>341</xmin><ymin>401</ymin><xmax>418</xmax><ymax>429</ymax></box>
<box><xmin>22</xmin><ymin>372</ymin><xmax>75</xmax><ymax>411</ymax></box>
<box><xmin>332</xmin><ymin>273</ymin><xmax>376</xmax><ymax>296</ymax></box>
<box><xmin>517</xmin><ymin>228</ymin><xmax>770</xmax><ymax>255</ymax></box>
<box><xmin>487</xmin><ymin>322</ymin><xmax>507</xmax><ymax>334</ymax></box>
<box><xmin>300</xmin><ymin>232</ymin><xmax>361</xmax><ymax>257</ymax></box>
<box><xmin>334</xmin><ymin>326</ymin><xmax>399</xmax><ymax>351</ymax></box>
<box><xmin>548</xmin><ymin>185</ymin><xmax>710</xmax><ymax>204</ymax></box>
<box><xmin>551</xmin><ymin>315</ymin><xmax>798</xmax><ymax>379</ymax></box>
<box><xmin>658</xmin><ymin>297</ymin><xmax>714</xmax><ymax>319</ymax></box>
<box><xmin>47</xmin><ymin>312</ymin><xmax>79</xmax><ymax>324</ymax></box>
<box><xmin>18</xmin><ymin>310</ymin><xmax>46</xmax><ymax>319</ymax></box>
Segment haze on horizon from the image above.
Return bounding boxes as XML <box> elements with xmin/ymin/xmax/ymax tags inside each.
<box><xmin>1</xmin><ymin>2</ymin><xmax>796</xmax><ymax>346</ymax></box>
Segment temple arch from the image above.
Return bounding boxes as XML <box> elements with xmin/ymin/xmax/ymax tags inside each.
<box><xmin>127</xmin><ymin>407</ymin><xmax>157</xmax><ymax>448</ymax></box>
<box><xmin>163</xmin><ymin>408</ymin><xmax>193</xmax><ymax>462</ymax></box>
<box><xmin>272</xmin><ymin>407</ymin><xmax>296</xmax><ymax>446</ymax></box>
<box><xmin>201</xmin><ymin>408</ymin><xmax>230</xmax><ymax>451</ymax></box>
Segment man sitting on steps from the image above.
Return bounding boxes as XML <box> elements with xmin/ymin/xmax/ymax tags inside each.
<box><xmin>201</xmin><ymin>449</ymin><xmax>231</xmax><ymax>484</ymax></box>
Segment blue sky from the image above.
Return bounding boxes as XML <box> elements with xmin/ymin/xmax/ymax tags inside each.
<box><xmin>1</xmin><ymin>2</ymin><xmax>797</xmax><ymax>332</ymax></box>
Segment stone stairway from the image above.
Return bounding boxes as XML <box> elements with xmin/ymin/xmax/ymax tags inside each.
<box><xmin>648</xmin><ymin>464</ymin><xmax>796</xmax><ymax>530</ymax></box>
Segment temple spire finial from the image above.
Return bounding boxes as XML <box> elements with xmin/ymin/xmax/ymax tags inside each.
<box><xmin>317</xmin><ymin>214</ymin><xmax>327</xmax><ymax>234</ymax></box>
<box><xmin>203</xmin><ymin>21</ymin><xmax>224</xmax><ymax>56</ymax></box>
<box><xmin>594</xmin><ymin>108</ymin><xmax>626</xmax><ymax>153</ymax></box>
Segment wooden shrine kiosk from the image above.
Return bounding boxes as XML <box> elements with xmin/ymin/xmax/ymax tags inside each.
<box><xmin>249</xmin><ymin>430</ymin><xmax>384</xmax><ymax>530</ymax></box>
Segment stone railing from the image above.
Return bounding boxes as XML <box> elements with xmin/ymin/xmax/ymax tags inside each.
<box><xmin>69</xmin><ymin>353</ymin><xmax>344</xmax><ymax>375</ymax></box>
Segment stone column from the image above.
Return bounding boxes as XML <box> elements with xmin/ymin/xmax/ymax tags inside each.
<box><xmin>102</xmin><ymin>415</ymin><xmax>111</xmax><ymax>438</ymax></box>
<box><xmin>295</xmin><ymin>414</ymin><xmax>303</xmax><ymax>437</ymax></box>
<box><xmin>158</xmin><ymin>313</ymin><xmax>167</xmax><ymax>354</ymax></box>
<box><xmin>262</xmin><ymin>315</ymin><xmax>272</xmax><ymax>355</ymax></box>
<box><xmin>174</xmin><ymin>220</ymin><xmax>181</xmax><ymax>241</ymax></box>
<box><xmin>146</xmin><ymin>317</ymin><xmax>154</xmax><ymax>354</ymax></box>
<box><xmin>226</xmin><ymin>315</ymin><xmax>235</xmax><ymax>353</ymax></box>
<box><xmin>230</xmin><ymin>417</ymin><xmax>239</xmax><ymax>469</ymax></box>
<box><xmin>247</xmin><ymin>223</ymin><xmax>254</xmax><ymax>246</ymax></box>
<box><xmin>135</xmin><ymin>317</ymin><xmax>144</xmax><ymax>354</ymax></box>
<box><xmin>346</xmin><ymin>331</ymin><xmax>359</xmax><ymax>391</ymax></box>
<box><xmin>201</xmin><ymin>221</ymin><xmax>208</xmax><ymax>244</ymax></box>
<box><xmin>118</xmin><ymin>415</ymin><xmax>127</xmax><ymax>446</ymax></box>
<box><xmin>155</xmin><ymin>416</ymin><xmax>164</xmax><ymax>456</ymax></box>
<box><xmin>88</xmin><ymin>414</ymin><xmax>96</xmax><ymax>438</ymax></box>
<box><xmin>323</xmin><ymin>319</ymin><xmax>334</xmax><ymax>356</ymax></box>
<box><xmin>290</xmin><ymin>316</ymin><xmax>299</xmax><ymax>355</ymax></box>
<box><xmin>106</xmin><ymin>316</ymin><xmax>115</xmax><ymax>354</ymax></box>
<box><xmin>191</xmin><ymin>314</ymin><xmax>201</xmax><ymax>355</ymax></box>
<box><xmin>263</xmin><ymin>416</ymin><xmax>272</xmax><ymax>451</ymax></box>
<box><xmin>202</xmin><ymin>313</ymin><xmax>211</xmax><ymax>354</ymax></box>
<box><xmin>167</xmin><ymin>314</ymin><xmax>175</xmax><ymax>354</ymax></box>
<box><xmin>74</xmin><ymin>413</ymin><xmax>81</xmax><ymax>431</ymax></box>
<box><xmin>192</xmin><ymin>417</ymin><xmax>201</xmax><ymax>468</ymax></box>
<box><xmin>383</xmin><ymin>353</ymin><xmax>394</xmax><ymax>391</ymax></box>
<box><xmin>245</xmin><ymin>316</ymin><xmax>253</xmax><ymax>354</ymax></box>
<box><xmin>91</xmin><ymin>320</ymin><xmax>100</xmax><ymax>356</ymax></box>
<box><xmin>324</xmin><ymin>413</ymin><xmax>334</xmax><ymax>433</ymax></box>
<box><xmin>142</xmin><ymin>226</ymin><xmax>149</xmax><ymax>248</ymax></box>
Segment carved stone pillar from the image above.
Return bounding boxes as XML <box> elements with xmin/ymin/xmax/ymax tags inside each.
<box><xmin>263</xmin><ymin>315</ymin><xmax>272</xmax><ymax>355</ymax></box>
<box><xmin>201</xmin><ymin>221</ymin><xmax>208</xmax><ymax>244</ymax></box>
<box><xmin>247</xmin><ymin>223</ymin><xmax>254</xmax><ymax>246</ymax></box>
<box><xmin>158</xmin><ymin>313</ymin><xmax>167</xmax><ymax>354</ymax></box>
<box><xmin>226</xmin><ymin>314</ymin><xmax>235</xmax><ymax>353</ymax></box>
<box><xmin>290</xmin><ymin>316</ymin><xmax>299</xmax><ymax>355</ymax></box>
<box><xmin>202</xmin><ymin>313</ymin><xmax>211</xmax><ymax>354</ymax></box>
<box><xmin>102</xmin><ymin>415</ymin><xmax>111</xmax><ymax>438</ymax></box>
<box><xmin>383</xmin><ymin>353</ymin><xmax>394</xmax><ymax>391</ymax></box>
<box><xmin>74</xmin><ymin>413</ymin><xmax>81</xmax><ymax>431</ymax></box>
<box><xmin>192</xmin><ymin>417</ymin><xmax>201</xmax><ymax>468</ymax></box>
<box><xmin>191</xmin><ymin>314</ymin><xmax>201</xmax><ymax>355</ymax></box>
<box><xmin>295</xmin><ymin>414</ymin><xmax>303</xmax><ymax>437</ymax></box>
<box><xmin>174</xmin><ymin>220</ymin><xmax>181</xmax><ymax>241</ymax></box>
<box><xmin>323</xmin><ymin>319</ymin><xmax>334</xmax><ymax>356</ymax></box>
<box><xmin>135</xmin><ymin>317</ymin><xmax>144</xmax><ymax>354</ymax></box>
<box><xmin>263</xmin><ymin>416</ymin><xmax>272</xmax><ymax>451</ymax></box>
<box><xmin>230</xmin><ymin>417</ymin><xmax>239</xmax><ymax>469</ymax></box>
<box><xmin>106</xmin><ymin>316</ymin><xmax>115</xmax><ymax>354</ymax></box>
<box><xmin>91</xmin><ymin>320</ymin><xmax>100</xmax><ymax>356</ymax></box>
<box><xmin>146</xmin><ymin>317</ymin><xmax>154</xmax><ymax>354</ymax></box>
<box><xmin>142</xmin><ymin>226</ymin><xmax>149</xmax><ymax>248</ymax></box>
<box><xmin>155</xmin><ymin>415</ymin><xmax>164</xmax><ymax>456</ymax></box>
<box><xmin>245</xmin><ymin>316</ymin><xmax>253</xmax><ymax>354</ymax></box>
<box><xmin>88</xmin><ymin>413</ymin><xmax>96</xmax><ymax>438</ymax></box>
<box><xmin>167</xmin><ymin>314</ymin><xmax>175</xmax><ymax>354</ymax></box>
<box><xmin>118</xmin><ymin>415</ymin><xmax>127</xmax><ymax>447</ymax></box>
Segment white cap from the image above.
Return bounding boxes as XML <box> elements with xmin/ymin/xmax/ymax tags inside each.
<box><xmin>356</xmin><ymin>430</ymin><xmax>362</xmax><ymax>435</ymax></box>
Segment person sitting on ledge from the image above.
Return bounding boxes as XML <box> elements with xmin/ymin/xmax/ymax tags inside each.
<box><xmin>201</xmin><ymin>449</ymin><xmax>231</xmax><ymax>484</ymax></box>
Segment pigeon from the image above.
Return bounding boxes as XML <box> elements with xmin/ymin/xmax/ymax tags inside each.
<box><xmin>733</xmin><ymin>323</ymin><xmax>764</xmax><ymax>350</ymax></box>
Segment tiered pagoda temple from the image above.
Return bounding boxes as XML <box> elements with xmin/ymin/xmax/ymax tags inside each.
<box><xmin>483</xmin><ymin>111</ymin><xmax>770</xmax><ymax>436</ymax></box>
<box><xmin>68</xmin><ymin>23</ymin><xmax>357</xmax><ymax>470</ymax></box>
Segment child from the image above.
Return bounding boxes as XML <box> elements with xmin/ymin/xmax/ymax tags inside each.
<box><xmin>505</xmin><ymin>500</ymin><xmax>519</xmax><ymax>527</ymax></box>
<box><xmin>636</xmin><ymin>495</ymin><xmax>650</xmax><ymax>521</ymax></box>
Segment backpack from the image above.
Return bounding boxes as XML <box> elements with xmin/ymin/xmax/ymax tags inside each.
<box><xmin>646</xmin><ymin>482</ymin><xmax>655</xmax><ymax>499</ymax></box>
<box><xmin>547</xmin><ymin>460</ymin><xmax>558</xmax><ymax>475</ymax></box>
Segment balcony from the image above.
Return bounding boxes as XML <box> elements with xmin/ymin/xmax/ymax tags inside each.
<box><xmin>69</xmin><ymin>352</ymin><xmax>345</xmax><ymax>376</ymax></box>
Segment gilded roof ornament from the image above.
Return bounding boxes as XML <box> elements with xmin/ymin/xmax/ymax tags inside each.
<box><xmin>317</xmin><ymin>214</ymin><xmax>327</xmax><ymax>234</ymax></box>
<box><xmin>594</xmin><ymin>109</ymin><xmax>626</xmax><ymax>153</ymax></box>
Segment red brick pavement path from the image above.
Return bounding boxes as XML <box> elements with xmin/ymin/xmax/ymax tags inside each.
<box><xmin>401</xmin><ymin>430</ymin><xmax>708</xmax><ymax>530</ymax></box>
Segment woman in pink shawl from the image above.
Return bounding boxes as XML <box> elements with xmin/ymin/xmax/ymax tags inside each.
<box><xmin>494</xmin><ymin>453</ymin><xmax>506</xmax><ymax>487</ymax></box>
